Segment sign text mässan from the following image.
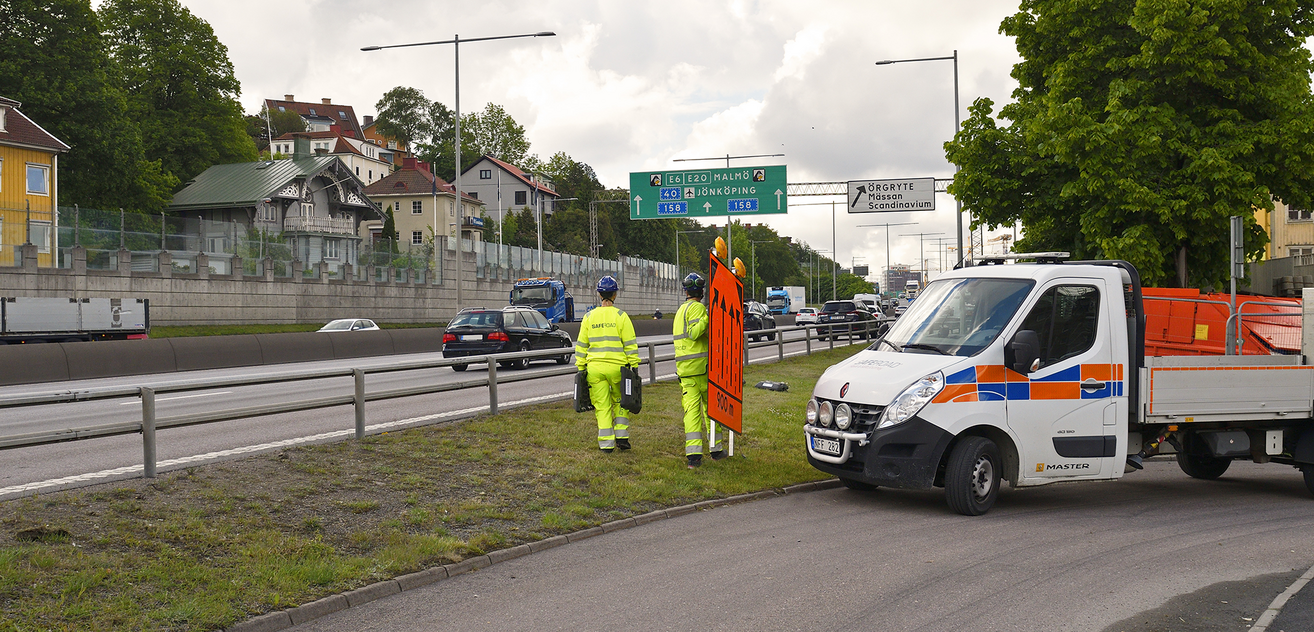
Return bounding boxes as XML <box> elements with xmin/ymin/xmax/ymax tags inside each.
<box><xmin>847</xmin><ymin>177</ymin><xmax>936</xmax><ymax>213</ymax></box>
<box><xmin>629</xmin><ymin>165</ymin><xmax>788</xmax><ymax>220</ymax></box>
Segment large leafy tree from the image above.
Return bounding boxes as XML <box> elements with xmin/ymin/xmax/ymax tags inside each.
<box><xmin>375</xmin><ymin>88</ymin><xmax>533</xmax><ymax>183</ymax></box>
<box><xmin>463</xmin><ymin>103</ymin><xmax>531</xmax><ymax>165</ymax></box>
<box><xmin>0</xmin><ymin>0</ymin><xmax>176</xmax><ymax>212</ymax></box>
<box><xmin>946</xmin><ymin>0</ymin><xmax>1314</xmax><ymax>287</ymax></box>
<box><xmin>98</xmin><ymin>0</ymin><xmax>256</xmax><ymax>186</ymax></box>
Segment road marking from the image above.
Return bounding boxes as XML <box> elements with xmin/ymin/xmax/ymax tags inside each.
<box><xmin>1251</xmin><ymin>562</ymin><xmax>1314</xmax><ymax>632</ymax></box>
<box><xmin>117</xmin><ymin>391</ymin><xmax>233</xmax><ymax>405</ymax></box>
<box><xmin>0</xmin><ymin>340</ymin><xmax>851</xmax><ymax>498</ymax></box>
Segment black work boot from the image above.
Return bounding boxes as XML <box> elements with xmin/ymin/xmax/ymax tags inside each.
<box><xmin>617</xmin><ymin>438</ymin><xmax>631</xmax><ymax>450</ymax></box>
<box><xmin>687</xmin><ymin>454</ymin><xmax>703</xmax><ymax>469</ymax></box>
<box><xmin>710</xmin><ymin>450</ymin><xmax>727</xmax><ymax>461</ymax></box>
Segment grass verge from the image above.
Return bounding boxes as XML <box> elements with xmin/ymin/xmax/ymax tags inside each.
<box><xmin>0</xmin><ymin>345</ymin><xmax>861</xmax><ymax>631</ymax></box>
<box><xmin>149</xmin><ymin>322</ymin><xmax>446</xmax><ymax>338</ymax></box>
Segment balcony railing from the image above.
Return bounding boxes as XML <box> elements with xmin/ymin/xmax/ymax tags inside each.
<box><xmin>284</xmin><ymin>215</ymin><xmax>355</xmax><ymax>235</ymax></box>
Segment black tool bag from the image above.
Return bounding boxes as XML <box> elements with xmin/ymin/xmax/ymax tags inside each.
<box><xmin>620</xmin><ymin>366</ymin><xmax>643</xmax><ymax>414</ymax></box>
<box><xmin>574</xmin><ymin>370</ymin><xmax>594</xmax><ymax>413</ymax></box>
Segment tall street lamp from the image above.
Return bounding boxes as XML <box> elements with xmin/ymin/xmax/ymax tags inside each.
<box><xmin>589</xmin><ymin>198</ymin><xmax>628</xmax><ymax>261</ymax></box>
<box><xmin>857</xmin><ymin>221</ymin><xmax>917</xmax><ymax>289</ymax></box>
<box><xmin>876</xmin><ymin>51</ymin><xmax>963</xmax><ymax>267</ymax></box>
<box><xmin>899</xmin><ymin>231</ymin><xmax>945</xmax><ymax>286</ymax></box>
<box><xmin>363</xmin><ymin>30</ymin><xmax>555</xmax><ymax>309</ymax></box>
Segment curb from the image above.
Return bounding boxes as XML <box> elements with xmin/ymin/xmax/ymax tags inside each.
<box><xmin>1251</xmin><ymin>562</ymin><xmax>1314</xmax><ymax>632</ymax></box>
<box><xmin>224</xmin><ymin>477</ymin><xmax>841</xmax><ymax>631</ymax></box>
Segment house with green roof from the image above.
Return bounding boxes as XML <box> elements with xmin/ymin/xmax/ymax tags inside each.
<box><xmin>169</xmin><ymin>134</ymin><xmax>381</xmax><ymax>268</ymax></box>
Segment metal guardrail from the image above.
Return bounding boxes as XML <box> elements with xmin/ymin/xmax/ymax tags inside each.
<box><xmin>0</xmin><ymin>320</ymin><xmax>886</xmax><ymax>478</ymax></box>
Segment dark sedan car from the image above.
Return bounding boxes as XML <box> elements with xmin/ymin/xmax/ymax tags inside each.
<box><xmin>744</xmin><ymin>301</ymin><xmax>777</xmax><ymax>342</ymax></box>
<box><xmin>442</xmin><ymin>306</ymin><xmax>573</xmax><ymax>371</ymax></box>
<box><xmin>818</xmin><ymin>300</ymin><xmax>883</xmax><ymax>339</ymax></box>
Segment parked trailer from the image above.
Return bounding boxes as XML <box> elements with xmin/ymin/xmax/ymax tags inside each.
<box><xmin>1</xmin><ymin>297</ymin><xmax>149</xmax><ymax>343</ymax></box>
<box><xmin>803</xmin><ymin>253</ymin><xmax>1314</xmax><ymax>515</ymax></box>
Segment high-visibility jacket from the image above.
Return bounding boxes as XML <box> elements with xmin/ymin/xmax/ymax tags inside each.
<box><xmin>673</xmin><ymin>299</ymin><xmax>709</xmax><ymax>378</ymax></box>
<box><xmin>575</xmin><ymin>305</ymin><xmax>639</xmax><ymax>369</ymax></box>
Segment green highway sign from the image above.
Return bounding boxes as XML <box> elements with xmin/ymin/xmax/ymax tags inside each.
<box><xmin>629</xmin><ymin>165</ymin><xmax>788</xmax><ymax>220</ymax></box>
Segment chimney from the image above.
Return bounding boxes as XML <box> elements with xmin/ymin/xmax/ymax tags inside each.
<box><xmin>330</xmin><ymin>123</ymin><xmax>340</xmax><ymax>134</ymax></box>
<box><xmin>292</xmin><ymin>133</ymin><xmax>310</xmax><ymax>160</ymax></box>
<box><xmin>321</xmin><ymin>98</ymin><xmax>332</xmax><ymax>105</ymax></box>
<box><xmin>284</xmin><ymin>94</ymin><xmax>295</xmax><ymax>101</ymax></box>
<box><xmin>402</xmin><ymin>156</ymin><xmax>417</xmax><ymax>170</ymax></box>
<box><xmin>363</xmin><ymin>115</ymin><xmax>374</xmax><ymax>126</ymax></box>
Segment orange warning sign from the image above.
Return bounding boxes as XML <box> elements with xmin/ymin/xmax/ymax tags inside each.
<box><xmin>707</xmin><ymin>251</ymin><xmax>744</xmax><ymax>433</ymax></box>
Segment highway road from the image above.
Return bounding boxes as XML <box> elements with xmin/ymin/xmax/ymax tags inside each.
<box><xmin>0</xmin><ymin>326</ymin><xmax>865</xmax><ymax>498</ymax></box>
<box><xmin>286</xmin><ymin>458</ymin><xmax>1314</xmax><ymax>632</ymax></box>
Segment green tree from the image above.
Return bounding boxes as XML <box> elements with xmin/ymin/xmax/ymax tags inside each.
<box><xmin>946</xmin><ymin>0</ymin><xmax>1314</xmax><ymax>287</ymax></box>
<box><xmin>245</xmin><ymin>105</ymin><xmax>308</xmax><ymax>153</ymax></box>
<box><xmin>99</xmin><ymin>0</ymin><xmax>257</xmax><ymax>185</ymax></box>
<box><xmin>463</xmin><ymin>103</ymin><xmax>531</xmax><ymax>165</ymax></box>
<box><xmin>0</xmin><ymin>0</ymin><xmax>176</xmax><ymax>211</ymax></box>
<box><xmin>374</xmin><ymin>86</ymin><xmax>432</xmax><ymax>148</ymax></box>
<box><xmin>382</xmin><ymin>206</ymin><xmax>398</xmax><ymax>243</ymax></box>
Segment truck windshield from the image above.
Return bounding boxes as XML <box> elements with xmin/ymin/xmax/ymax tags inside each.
<box><xmin>882</xmin><ymin>278</ymin><xmax>1034</xmax><ymax>356</ymax></box>
<box><xmin>510</xmin><ymin>287</ymin><xmax>552</xmax><ymax>304</ymax></box>
<box><xmin>766</xmin><ymin>296</ymin><xmax>787</xmax><ymax>306</ymax></box>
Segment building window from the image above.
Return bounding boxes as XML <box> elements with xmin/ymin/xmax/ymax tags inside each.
<box><xmin>1289</xmin><ymin>247</ymin><xmax>1314</xmax><ymax>257</ymax></box>
<box><xmin>412</xmin><ymin>231</ymin><xmax>423</xmax><ymax>245</ymax></box>
<box><xmin>387</xmin><ymin>140</ymin><xmax>397</xmax><ymax>149</ymax></box>
<box><xmin>412</xmin><ymin>200</ymin><xmax>423</xmax><ymax>214</ymax></box>
<box><xmin>278</xmin><ymin>106</ymin><xmax>285</xmax><ymax>112</ymax></box>
<box><xmin>26</xmin><ymin>164</ymin><xmax>49</xmax><ymax>195</ymax></box>
<box><xmin>468</xmin><ymin>192</ymin><xmax>478</xmax><ymax>200</ymax></box>
<box><xmin>325</xmin><ymin>239</ymin><xmax>340</xmax><ymax>259</ymax></box>
<box><xmin>29</xmin><ymin>221</ymin><xmax>51</xmax><ymax>253</ymax></box>
<box><xmin>515</xmin><ymin>190</ymin><xmax>527</xmax><ymax>205</ymax></box>
<box><xmin>368</xmin><ymin>170</ymin><xmax>372</xmax><ymax>181</ymax></box>
<box><xmin>339</xmin><ymin>111</ymin><xmax>347</xmax><ymax>119</ymax></box>
<box><xmin>309</xmin><ymin>108</ymin><xmax>317</xmax><ymax>116</ymax></box>
<box><xmin>480</xmin><ymin>169</ymin><xmax>492</xmax><ymax>180</ymax></box>
<box><xmin>1290</xmin><ymin>208</ymin><xmax>1313</xmax><ymax>222</ymax></box>
<box><xmin>355</xmin><ymin>166</ymin><xmax>359</xmax><ymax>176</ymax></box>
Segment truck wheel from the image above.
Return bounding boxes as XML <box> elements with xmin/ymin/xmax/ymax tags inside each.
<box><xmin>945</xmin><ymin>436</ymin><xmax>1001</xmax><ymax>516</ymax></box>
<box><xmin>841</xmin><ymin>478</ymin><xmax>878</xmax><ymax>491</ymax></box>
<box><xmin>1176</xmin><ymin>452</ymin><xmax>1231</xmax><ymax>479</ymax></box>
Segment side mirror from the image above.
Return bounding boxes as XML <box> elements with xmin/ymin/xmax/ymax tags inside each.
<box><xmin>1007</xmin><ymin>329</ymin><xmax>1041</xmax><ymax>374</ymax></box>
<box><xmin>551</xmin><ymin>323</ymin><xmax>560</xmax><ymax>331</ymax></box>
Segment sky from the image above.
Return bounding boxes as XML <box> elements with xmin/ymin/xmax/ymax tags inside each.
<box><xmin>179</xmin><ymin>0</ymin><xmax>1027</xmax><ymax>283</ymax></box>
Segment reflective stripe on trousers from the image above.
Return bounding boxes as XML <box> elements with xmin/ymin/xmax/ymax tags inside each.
<box><xmin>588</xmin><ymin>363</ymin><xmax>635</xmax><ymax>450</ymax></box>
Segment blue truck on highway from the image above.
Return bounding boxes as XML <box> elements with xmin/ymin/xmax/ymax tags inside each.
<box><xmin>510</xmin><ymin>277</ymin><xmax>576</xmax><ymax>323</ymax></box>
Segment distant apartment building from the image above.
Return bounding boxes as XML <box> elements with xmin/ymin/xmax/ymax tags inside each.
<box><xmin>458</xmin><ymin>154</ymin><xmax>560</xmax><ymax>225</ymax></box>
<box><xmin>361</xmin><ymin>157</ymin><xmax>485</xmax><ymax>248</ymax></box>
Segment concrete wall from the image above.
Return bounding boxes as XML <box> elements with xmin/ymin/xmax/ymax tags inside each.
<box><xmin>0</xmin><ymin>244</ymin><xmax>685</xmax><ymax>326</ymax></box>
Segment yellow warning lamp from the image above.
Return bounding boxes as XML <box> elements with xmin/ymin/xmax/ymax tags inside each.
<box><xmin>733</xmin><ymin>257</ymin><xmax>747</xmax><ymax>278</ymax></box>
<box><xmin>714</xmin><ymin>237</ymin><xmax>728</xmax><ymax>262</ymax></box>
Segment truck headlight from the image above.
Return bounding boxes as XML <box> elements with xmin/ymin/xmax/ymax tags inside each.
<box><xmin>878</xmin><ymin>371</ymin><xmax>944</xmax><ymax>430</ymax></box>
<box><xmin>805</xmin><ymin>399</ymin><xmax>819</xmax><ymax>425</ymax></box>
<box><xmin>818</xmin><ymin>401</ymin><xmax>834</xmax><ymax>427</ymax></box>
<box><xmin>834</xmin><ymin>403</ymin><xmax>853</xmax><ymax>430</ymax></box>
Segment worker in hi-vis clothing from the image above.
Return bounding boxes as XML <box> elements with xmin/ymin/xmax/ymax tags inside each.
<box><xmin>575</xmin><ymin>276</ymin><xmax>640</xmax><ymax>452</ymax></box>
<box><xmin>673</xmin><ymin>272</ymin><xmax>725</xmax><ymax>468</ymax></box>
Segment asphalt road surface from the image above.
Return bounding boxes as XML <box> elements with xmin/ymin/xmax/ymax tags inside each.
<box><xmin>0</xmin><ymin>327</ymin><xmax>855</xmax><ymax>497</ymax></box>
<box><xmin>286</xmin><ymin>458</ymin><xmax>1314</xmax><ymax>632</ymax></box>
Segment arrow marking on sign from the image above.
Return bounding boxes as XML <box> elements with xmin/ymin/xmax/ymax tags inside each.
<box><xmin>703</xmin><ymin>202</ymin><xmax>712</xmax><ymax>214</ymax></box>
<box><xmin>633</xmin><ymin>195</ymin><xmax>642</xmax><ymax>212</ymax></box>
<box><xmin>851</xmin><ymin>185</ymin><xmax>866</xmax><ymax>208</ymax></box>
<box><xmin>775</xmin><ymin>189</ymin><xmax>783</xmax><ymax>210</ymax></box>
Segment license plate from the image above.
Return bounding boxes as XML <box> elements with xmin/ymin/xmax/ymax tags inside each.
<box><xmin>812</xmin><ymin>436</ymin><xmax>842</xmax><ymax>455</ymax></box>
<box><xmin>460</xmin><ymin>334</ymin><xmax>482</xmax><ymax>342</ymax></box>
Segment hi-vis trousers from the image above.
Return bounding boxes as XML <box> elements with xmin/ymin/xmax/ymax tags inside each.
<box><xmin>679</xmin><ymin>374</ymin><xmax>722</xmax><ymax>455</ymax></box>
<box><xmin>587</xmin><ymin>363</ymin><xmax>633</xmax><ymax>450</ymax></box>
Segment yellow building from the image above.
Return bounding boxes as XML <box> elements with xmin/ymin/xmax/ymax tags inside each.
<box><xmin>0</xmin><ymin>96</ymin><xmax>68</xmax><ymax>267</ymax></box>
<box><xmin>1257</xmin><ymin>199</ymin><xmax>1314</xmax><ymax>260</ymax></box>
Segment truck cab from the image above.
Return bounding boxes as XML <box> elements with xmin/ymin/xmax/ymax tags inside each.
<box><xmin>510</xmin><ymin>278</ymin><xmax>576</xmax><ymax>323</ymax></box>
<box><xmin>806</xmin><ymin>255</ymin><xmax>1137</xmax><ymax>514</ymax></box>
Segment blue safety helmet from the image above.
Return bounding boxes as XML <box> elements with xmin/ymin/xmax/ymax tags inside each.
<box><xmin>597</xmin><ymin>276</ymin><xmax>619</xmax><ymax>293</ymax></box>
<box><xmin>682</xmin><ymin>272</ymin><xmax>706</xmax><ymax>296</ymax></box>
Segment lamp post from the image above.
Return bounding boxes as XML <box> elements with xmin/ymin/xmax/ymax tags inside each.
<box><xmin>857</xmin><ymin>221</ymin><xmax>917</xmax><ymax>289</ymax></box>
<box><xmin>749</xmin><ymin>239</ymin><xmax>773</xmax><ymax>302</ymax></box>
<box><xmin>876</xmin><ymin>51</ymin><xmax>962</xmax><ymax>267</ymax></box>
<box><xmin>899</xmin><ymin>231</ymin><xmax>945</xmax><ymax>286</ymax></box>
<box><xmin>589</xmin><ymin>198</ymin><xmax>629</xmax><ymax>260</ymax></box>
<box><xmin>815</xmin><ymin>249</ymin><xmax>834</xmax><ymax>304</ymax></box>
<box><xmin>929</xmin><ymin>237</ymin><xmax>956</xmax><ymax>276</ymax></box>
<box><xmin>363</xmin><ymin>30</ymin><xmax>555</xmax><ymax>310</ymax></box>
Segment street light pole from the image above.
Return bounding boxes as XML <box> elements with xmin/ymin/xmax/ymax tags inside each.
<box><xmin>877</xmin><ymin>51</ymin><xmax>962</xmax><ymax>267</ymax></box>
<box><xmin>899</xmin><ymin>231</ymin><xmax>944</xmax><ymax>286</ymax></box>
<box><xmin>589</xmin><ymin>198</ymin><xmax>628</xmax><ymax>260</ymax></box>
<box><xmin>857</xmin><ymin>221</ymin><xmax>916</xmax><ymax>290</ymax></box>
<box><xmin>363</xmin><ymin>30</ymin><xmax>555</xmax><ymax>308</ymax></box>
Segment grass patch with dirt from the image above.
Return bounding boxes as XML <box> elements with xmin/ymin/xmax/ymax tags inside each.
<box><xmin>0</xmin><ymin>345</ymin><xmax>862</xmax><ymax>631</ymax></box>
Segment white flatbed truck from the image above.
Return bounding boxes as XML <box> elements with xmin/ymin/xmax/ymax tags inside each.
<box><xmin>0</xmin><ymin>297</ymin><xmax>149</xmax><ymax>343</ymax></box>
<box><xmin>804</xmin><ymin>255</ymin><xmax>1314</xmax><ymax>515</ymax></box>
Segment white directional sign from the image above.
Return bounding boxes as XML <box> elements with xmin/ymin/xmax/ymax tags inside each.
<box><xmin>847</xmin><ymin>177</ymin><xmax>936</xmax><ymax>213</ymax></box>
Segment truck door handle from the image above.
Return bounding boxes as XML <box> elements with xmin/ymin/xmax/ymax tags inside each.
<box><xmin>1080</xmin><ymin>378</ymin><xmax>1106</xmax><ymax>391</ymax></box>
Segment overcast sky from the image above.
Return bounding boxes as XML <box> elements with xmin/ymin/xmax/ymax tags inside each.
<box><xmin>179</xmin><ymin>0</ymin><xmax>1026</xmax><ymax>281</ymax></box>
